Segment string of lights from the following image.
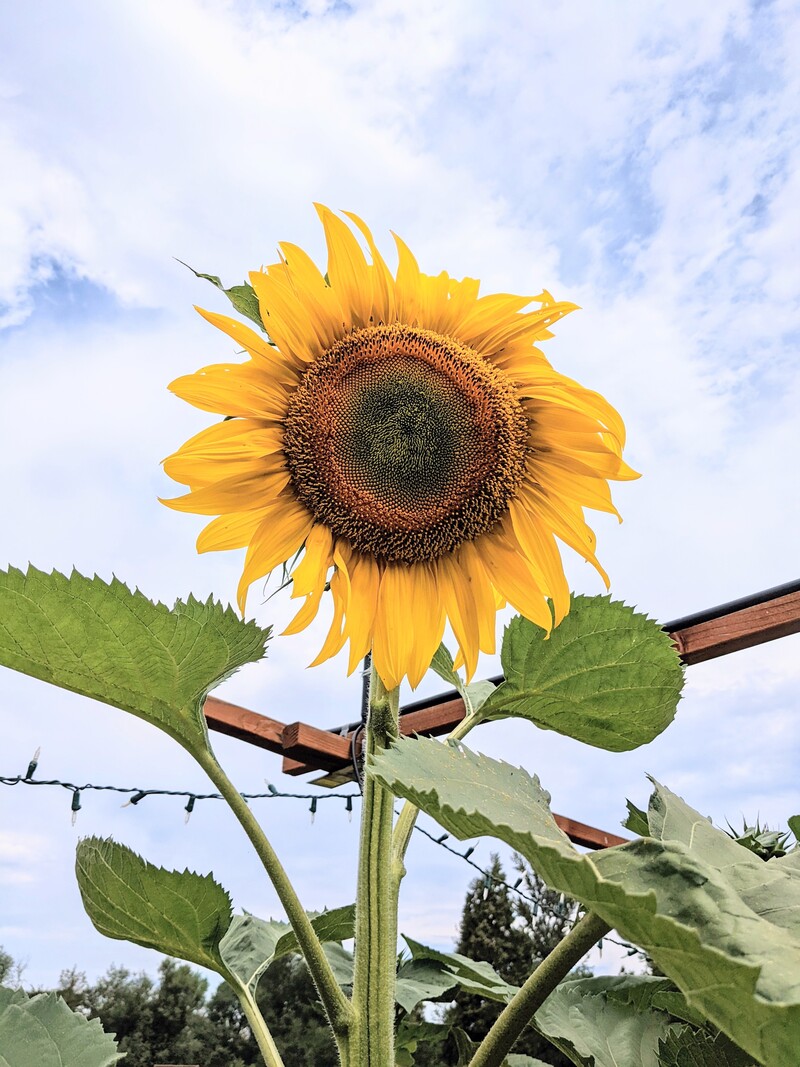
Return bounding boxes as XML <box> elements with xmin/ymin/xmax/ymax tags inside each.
<box><xmin>1</xmin><ymin>751</ymin><xmax>640</xmax><ymax>957</ymax></box>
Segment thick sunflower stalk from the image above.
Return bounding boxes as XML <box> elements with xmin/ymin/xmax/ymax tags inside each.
<box><xmin>161</xmin><ymin>205</ymin><xmax>637</xmax><ymax>1065</ymax></box>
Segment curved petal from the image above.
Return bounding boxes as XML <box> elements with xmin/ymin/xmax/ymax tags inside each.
<box><xmin>237</xmin><ymin>500</ymin><xmax>314</xmax><ymax>612</ymax></box>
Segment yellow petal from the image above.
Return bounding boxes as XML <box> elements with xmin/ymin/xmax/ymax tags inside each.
<box><xmin>479</xmin><ymin>534</ymin><xmax>553</xmax><ymax>633</ymax></box>
<box><xmin>406</xmin><ymin>563</ymin><xmax>445</xmax><ymax>688</ymax></box>
<box><xmin>342</xmin><ymin>211</ymin><xmax>396</xmax><ymax>323</ymax></box>
<box><xmin>458</xmin><ymin>541</ymin><xmax>498</xmax><ymax>655</ymax></box>
<box><xmin>168</xmin><ymin>363</ymin><xmax>290</xmax><ymax>420</ymax></box>
<box><xmin>194</xmin><ymin>306</ymin><xmax>288</xmax><ymax>370</ymax></box>
<box><xmin>196</xmin><ymin>510</ymin><xmax>267</xmax><ymax>553</ymax></box>
<box><xmin>315</xmin><ymin>204</ymin><xmax>373</xmax><ymax>329</ymax></box>
<box><xmin>309</xmin><ymin>550</ymin><xmax>352</xmax><ymax>665</ymax></box>
<box><xmin>237</xmin><ymin>500</ymin><xmax>314</xmax><ymax>612</ymax></box>
<box><xmin>437</xmin><ymin>554</ymin><xmax>481</xmax><ymax>681</ymax></box>
<box><xmin>160</xmin><ymin>467</ymin><xmax>290</xmax><ymax>515</ymax></box>
<box><xmin>341</xmin><ymin>546</ymin><xmax>380</xmax><ymax>674</ymax></box>
<box><xmin>506</xmin><ymin>500</ymin><xmax>570</xmax><ymax>624</ymax></box>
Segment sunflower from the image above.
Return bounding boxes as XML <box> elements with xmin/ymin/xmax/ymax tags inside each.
<box><xmin>162</xmin><ymin>206</ymin><xmax>638</xmax><ymax>689</ymax></box>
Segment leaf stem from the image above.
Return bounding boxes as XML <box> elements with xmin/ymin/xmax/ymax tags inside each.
<box><xmin>236</xmin><ymin>985</ymin><xmax>287</xmax><ymax>1067</ymax></box>
<box><xmin>469</xmin><ymin>910</ymin><xmax>611</xmax><ymax>1067</ymax></box>
<box><xmin>349</xmin><ymin>666</ymin><xmax>400</xmax><ymax>1066</ymax></box>
<box><xmin>392</xmin><ymin>712</ymin><xmax>480</xmax><ymax>872</ymax></box>
<box><xmin>196</xmin><ymin>749</ymin><xmax>353</xmax><ymax>1047</ymax></box>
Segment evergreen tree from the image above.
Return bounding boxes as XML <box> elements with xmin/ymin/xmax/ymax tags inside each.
<box><xmin>438</xmin><ymin>854</ymin><xmax>584</xmax><ymax>1066</ymax></box>
<box><xmin>445</xmin><ymin>855</ymin><xmax>535</xmax><ymax>1051</ymax></box>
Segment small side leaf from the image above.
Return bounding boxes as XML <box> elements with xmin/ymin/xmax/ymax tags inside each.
<box><xmin>402</xmin><ymin>936</ymin><xmax>518</xmax><ymax>1002</ymax></box>
<box><xmin>75</xmin><ymin>837</ymin><xmax>232</xmax><ymax>973</ymax></box>
<box><xmin>0</xmin><ymin>566</ymin><xmax>270</xmax><ymax>758</ymax></box>
<box><xmin>624</xmin><ymin>799</ymin><xmax>651</xmax><ymax>837</ymax></box>
<box><xmin>178</xmin><ymin>261</ymin><xmax>268</xmax><ymax>332</ymax></box>
<box><xmin>430</xmin><ymin>643</ymin><xmax>496</xmax><ymax>717</ymax></box>
<box><xmin>219</xmin><ymin>913</ymin><xmax>289</xmax><ymax>998</ymax></box>
<box><xmin>273</xmin><ymin>904</ymin><xmax>355</xmax><ymax>960</ymax></box>
<box><xmin>479</xmin><ymin>596</ymin><xmax>684</xmax><ymax>751</ymax></box>
<box><xmin>0</xmin><ymin>987</ymin><xmax>122</xmax><ymax>1066</ymax></box>
<box><xmin>395</xmin><ymin>959</ymin><xmax>459</xmax><ymax>1013</ymax></box>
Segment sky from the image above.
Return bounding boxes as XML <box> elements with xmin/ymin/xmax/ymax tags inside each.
<box><xmin>1</xmin><ymin>0</ymin><xmax>799</xmax><ymax>993</ymax></box>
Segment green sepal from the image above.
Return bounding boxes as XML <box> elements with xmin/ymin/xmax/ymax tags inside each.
<box><xmin>0</xmin><ymin>566</ymin><xmax>270</xmax><ymax>759</ymax></box>
<box><xmin>478</xmin><ymin>595</ymin><xmax>684</xmax><ymax>751</ymax></box>
<box><xmin>177</xmin><ymin>260</ymin><xmax>269</xmax><ymax>333</ymax></box>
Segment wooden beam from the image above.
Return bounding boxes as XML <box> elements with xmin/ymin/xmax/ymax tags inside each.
<box><xmin>281</xmin><ymin>722</ymin><xmax>352</xmax><ymax>772</ymax></box>
<box><xmin>553</xmin><ymin>814</ymin><xmax>627</xmax><ymax>850</ymax></box>
<box><xmin>667</xmin><ymin>587</ymin><xmax>800</xmax><ymax>664</ymax></box>
<box><xmin>204</xmin><ymin>696</ymin><xmax>286</xmax><ymax>754</ymax></box>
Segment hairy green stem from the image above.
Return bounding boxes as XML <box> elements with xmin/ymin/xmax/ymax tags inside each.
<box><xmin>469</xmin><ymin>910</ymin><xmax>611</xmax><ymax>1067</ymax></box>
<box><xmin>197</xmin><ymin>749</ymin><xmax>353</xmax><ymax>1050</ymax></box>
<box><xmin>392</xmin><ymin>711</ymin><xmax>480</xmax><ymax>873</ymax></box>
<box><xmin>236</xmin><ymin>985</ymin><xmax>287</xmax><ymax>1067</ymax></box>
<box><xmin>349</xmin><ymin>668</ymin><xmax>400</xmax><ymax>1067</ymax></box>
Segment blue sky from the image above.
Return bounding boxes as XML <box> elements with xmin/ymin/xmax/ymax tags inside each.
<box><xmin>1</xmin><ymin>0</ymin><xmax>799</xmax><ymax>989</ymax></box>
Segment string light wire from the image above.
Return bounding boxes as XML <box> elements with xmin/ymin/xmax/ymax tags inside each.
<box><xmin>1</xmin><ymin>757</ymin><xmax>642</xmax><ymax>956</ymax></box>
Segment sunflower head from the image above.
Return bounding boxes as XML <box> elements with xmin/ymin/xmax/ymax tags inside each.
<box><xmin>162</xmin><ymin>205</ymin><xmax>638</xmax><ymax>689</ymax></box>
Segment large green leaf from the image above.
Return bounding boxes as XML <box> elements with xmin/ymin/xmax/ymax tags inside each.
<box><xmin>0</xmin><ymin>566</ymin><xmax>270</xmax><ymax>756</ymax></box>
<box><xmin>178</xmin><ymin>261</ymin><xmax>268</xmax><ymax>332</ymax></box>
<box><xmin>75</xmin><ymin>837</ymin><xmax>233</xmax><ymax>973</ymax></box>
<box><xmin>0</xmin><ymin>987</ymin><xmax>122</xmax><ymax>1066</ymax></box>
<box><xmin>532</xmin><ymin>976</ymin><xmax>682</xmax><ymax>1067</ymax></box>
<box><xmin>478</xmin><ymin>596</ymin><xmax>684</xmax><ymax>750</ymax></box>
<box><xmin>371</xmin><ymin>737</ymin><xmax>800</xmax><ymax>1066</ymax></box>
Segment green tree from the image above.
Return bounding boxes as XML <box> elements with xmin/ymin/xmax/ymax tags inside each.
<box><xmin>436</xmin><ymin>855</ymin><xmax>583</xmax><ymax>1066</ymax></box>
<box><xmin>444</xmin><ymin>856</ymin><xmax>535</xmax><ymax>1056</ymax></box>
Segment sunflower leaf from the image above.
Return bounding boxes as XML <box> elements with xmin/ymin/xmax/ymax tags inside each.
<box><xmin>177</xmin><ymin>260</ymin><xmax>268</xmax><ymax>333</ymax></box>
<box><xmin>0</xmin><ymin>565</ymin><xmax>270</xmax><ymax>758</ymax></box>
<box><xmin>219</xmin><ymin>913</ymin><xmax>289</xmax><ymax>999</ymax></box>
<box><xmin>478</xmin><ymin>595</ymin><xmax>684</xmax><ymax>751</ymax></box>
<box><xmin>430</xmin><ymin>643</ymin><xmax>496</xmax><ymax>717</ymax></box>
<box><xmin>0</xmin><ymin>987</ymin><xmax>123</xmax><ymax>1066</ymax></box>
<box><xmin>402</xmin><ymin>935</ymin><xmax>519</xmax><ymax>1002</ymax></box>
<box><xmin>370</xmin><ymin>737</ymin><xmax>800</xmax><ymax>1066</ymax></box>
<box><xmin>624</xmin><ymin>798</ymin><xmax>651</xmax><ymax>836</ymax></box>
<box><xmin>394</xmin><ymin>959</ymin><xmax>460</xmax><ymax>1013</ymax></box>
<box><xmin>657</xmin><ymin>1027</ymin><xmax>757</xmax><ymax>1067</ymax></box>
<box><xmin>75</xmin><ymin>837</ymin><xmax>233</xmax><ymax>974</ymax></box>
<box><xmin>532</xmin><ymin>976</ymin><xmax>681</xmax><ymax>1067</ymax></box>
<box><xmin>272</xmin><ymin>904</ymin><xmax>355</xmax><ymax>960</ymax></box>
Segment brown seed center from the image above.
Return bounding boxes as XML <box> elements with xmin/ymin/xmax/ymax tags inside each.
<box><xmin>283</xmin><ymin>324</ymin><xmax>528</xmax><ymax>564</ymax></box>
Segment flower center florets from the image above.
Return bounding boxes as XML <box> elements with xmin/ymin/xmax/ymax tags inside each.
<box><xmin>283</xmin><ymin>324</ymin><xmax>527</xmax><ymax>564</ymax></box>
